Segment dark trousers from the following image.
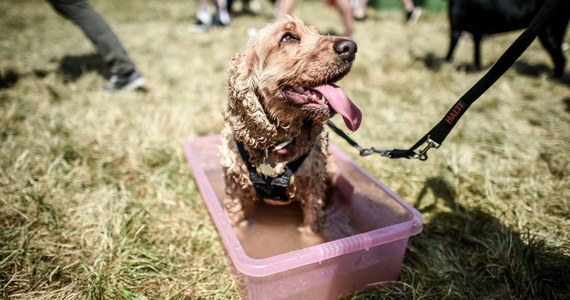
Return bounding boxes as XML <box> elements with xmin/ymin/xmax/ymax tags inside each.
<box><xmin>47</xmin><ymin>0</ymin><xmax>136</xmax><ymax>76</ymax></box>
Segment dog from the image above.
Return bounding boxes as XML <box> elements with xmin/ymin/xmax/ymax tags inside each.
<box><xmin>219</xmin><ymin>16</ymin><xmax>362</xmax><ymax>234</ymax></box>
<box><xmin>445</xmin><ymin>0</ymin><xmax>570</xmax><ymax>78</ymax></box>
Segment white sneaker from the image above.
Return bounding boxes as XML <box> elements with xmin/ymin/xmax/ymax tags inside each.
<box><xmin>406</xmin><ymin>7</ymin><xmax>422</xmax><ymax>24</ymax></box>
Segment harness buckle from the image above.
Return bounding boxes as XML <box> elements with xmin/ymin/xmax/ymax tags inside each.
<box><xmin>413</xmin><ymin>138</ymin><xmax>440</xmax><ymax>161</ymax></box>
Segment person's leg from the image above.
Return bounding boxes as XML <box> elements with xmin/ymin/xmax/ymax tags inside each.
<box><xmin>47</xmin><ymin>0</ymin><xmax>136</xmax><ymax>76</ymax></box>
<box><xmin>401</xmin><ymin>0</ymin><xmax>414</xmax><ymax>12</ymax></box>
<box><xmin>211</xmin><ymin>0</ymin><xmax>231</xmax><ymax>25</ymax></box>
<box><xmin>401</xmin><ymin>0</ymin><xmax>421</xmax><ymax>22</ymax></box>
<box><xmin>190</xmin><ymin>0</ymin><xmax>214</xmax><ymax>32</ymax></box>
<box><xmin>195</xmin><ymin>0</ymin><xmax>213</xmax><ymax>25</ymax></box>
<box><xmin>274</xmin><ymin>0</ymin><xmax>296</xmax><ymax>20</ymax></box>
<box><xmin>333</xmin><ymin>0</ymin><xmax>354</xmax><ymax>37</ymax></box>
<box><xmin>352</xmin><ymin>0</ymin><xmax>368</xmax><ymax>21</ymax></box>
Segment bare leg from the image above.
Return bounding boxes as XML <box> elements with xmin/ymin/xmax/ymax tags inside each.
<box><xmin>333</xmin><ymin>0</ymin><xmax>354</xmax><ymax>37</ymax></box>
<box><xmin>402</xmin><ymin>0</ymin><xmax>420</xmax><ymax>23</ymax></box>
<box><xmin>275</xmin><ymin>0</ymin><xmax>353</xmax><ymax>37</ymax></box>
<box><xmin>274</xmin><ymin>0</ymin><xmax>296</xmax><ymax>20</ymax></box>
<box><xmin>401</xmin><ymin>0</ymin><xmax>414</xmax><ymax>12</ymax></box>
<box><xmin>353</xmin><ymin>0</ymin><xmax>368</xmax><ymax>20</ymax></box>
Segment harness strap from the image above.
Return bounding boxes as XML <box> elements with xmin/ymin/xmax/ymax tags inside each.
<box><xmin>328</xmin><ymin>0</ymin><xmax>564</xmax><ymax>161</ymax></box>
<box><xmin>235</xmin><ymin>140</ymin><xmax>309</xmax><ymax>201</ymax></box>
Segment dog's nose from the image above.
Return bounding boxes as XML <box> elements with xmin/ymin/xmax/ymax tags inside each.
<box><xmin>334</xmin><ymin>40</ymin><xmax>357</xmax><ymax>62</ymax></box>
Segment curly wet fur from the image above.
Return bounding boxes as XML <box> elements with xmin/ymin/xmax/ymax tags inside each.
<box><xmin>220</xmin><ymin>16</ymin><xmax>356</xmax><ymax>233</ymax></box>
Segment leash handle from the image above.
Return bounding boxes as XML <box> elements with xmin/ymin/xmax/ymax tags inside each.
<box><xmin>413</xmin><ymin>0</ymin><xmax>563</xmax><ymax>154</ymax></box>
<box><xmin>328</xmin><ymin>0</ymin><xmax>564</xmax><ymax>161</ymax></box>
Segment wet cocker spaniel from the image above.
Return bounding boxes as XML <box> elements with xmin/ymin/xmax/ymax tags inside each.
<box><xmin>220</xmin><ymin>16</ymin><xmax>362</xmax><ymax>233</ymax></box>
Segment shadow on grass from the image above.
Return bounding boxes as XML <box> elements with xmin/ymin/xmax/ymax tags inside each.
<box><xmin>513</xmin><ymin>61</ymin><xmax>570</xmax><ymax>85</ymax></box>
<box><xmin>411</xmin><ymin>51</ymin><xmax>486</xmax><ymax>73</ymax></box>
<box><xmin>413</xmin><ymin>51</ymin><xmax>569</xmax><ymax>86</ymax></box>
<box><xmin>417</xmin><ymin>51</ymin><xmax>444</xmax><ymax>71</ymax></box>
<box><xmin>513</xmin><ymin>61</ymin><xmax>553</xmax><ymax>77</ymax></box>
<box><xmin>0</xmin><ymin>68</ymin><xmax>53</xmax><ymax>92</ymax></box>
<box><xmin>353</xmin><ymin>176</ymin><xmax>570</xmax><ymax>299</ymax></box>
<box><xmin>57</xmin><ymin>53</ymin><xmax>108</xmax><ymax>82</ymax></box>
<box><xmin>0</xmin><ymin>53</ymin><xmax>108</xmax><ymax>92</ymax></box>
<box><xmin>0</xmin><ymin>69</ymin><xmax>20</xmax><ymax>90</ymax></box>
<box><xmin>563</xmin><ymin>97</ymin><xmax>570</xmax><ymax>113</ymax></box>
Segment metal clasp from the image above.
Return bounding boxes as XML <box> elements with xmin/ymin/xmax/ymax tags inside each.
<box><xmin>414</xmin><ymin>138</ymin><xmax>440</xmax><ymax>161</ymax></box>
<box><xmin>359</xmin><ymin>147</ymin><xmax>392</xmax><ymax>157</ymax></box>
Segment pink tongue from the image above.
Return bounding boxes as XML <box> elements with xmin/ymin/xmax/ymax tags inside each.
<box><xmin>313</xmin><ymin>83</ymin><xmax>362</xmax><ymax>131</ymax></box>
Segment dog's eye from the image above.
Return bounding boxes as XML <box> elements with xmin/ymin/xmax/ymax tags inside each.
<box><xmin>281</xmin><ymin>32</ymin><xmax>299</xmax><ymax>43</ymax></box>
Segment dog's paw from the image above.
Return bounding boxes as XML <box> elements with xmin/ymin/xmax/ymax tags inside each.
<box><xmin>297</xmin><ymin>225</ymin><xmax>324</xmax><ymax>243</ymax></box>
<box><xmin>297</xmin><ymin>224</ymin><xmax>317</xmax><ymax>235</ymax></box>
<box><xmin>226</xmin><ymin>211</ymin><xmax>246</xmax><ymax>226</ymax></box>
<box><xmin>223</xmin><ymin>197</ymin><xmax>246</xmax><ymax>225</ymax></box>
<box><xmin>237</xmin><ymin>219</ymin><xmax>250</xmax><ymax>228</ymax></box>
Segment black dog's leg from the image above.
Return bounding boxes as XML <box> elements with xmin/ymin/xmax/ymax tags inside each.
<box><xmin>472</xmin><ymin>34</ymin><xmax>483</xmax><ymax>71</ymax></box>
<box><xmin>538</xmin><ymin>25</ymin><xmax>568</xmax><ymax>78</ymax></box>
<box><xmin>445</xmin><ymin>29</ymin><xmax>462</xmax><ymax>62</ymax></box>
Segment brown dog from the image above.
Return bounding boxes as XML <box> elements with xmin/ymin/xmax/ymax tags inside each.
<box><xmin>220</xmin><ymin>16</ymin><xmax>362</xmax><ymax>233</ymax></box>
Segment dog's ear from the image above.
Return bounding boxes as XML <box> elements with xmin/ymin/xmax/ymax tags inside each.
<box><xmin>224</xmin><ymin>48</ymin><xmax>276</xmax><ymax>148</ymax></box>
<box><xmin>227</xmin><ymin>48</ymin><xmax>258</xmax><ymax>90</ymax></box>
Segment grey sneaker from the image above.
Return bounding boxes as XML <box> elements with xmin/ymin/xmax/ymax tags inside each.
<box><xmin>103</xmin><ymin>70</ymin><xmax>145</xmax><ymax>92</ymax></box>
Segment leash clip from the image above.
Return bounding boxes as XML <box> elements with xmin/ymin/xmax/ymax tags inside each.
<box><xmin>413</xmin><ymin>138</ymin><xmax>440</xmax><ymax>161</ymax></box>
<box><xmin>359</xmin><ymin>147</ymin><xmax>393</xmax><ymax>157</ymax></box>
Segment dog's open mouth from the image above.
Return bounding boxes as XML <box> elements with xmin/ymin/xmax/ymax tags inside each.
<box><xmin>282</xmin><ymin>83</ymin><xmax>362</xmax><ymax>131</ymax></box>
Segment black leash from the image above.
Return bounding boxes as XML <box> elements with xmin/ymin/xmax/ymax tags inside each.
<box><xmin>328</xmin><ymin>0</ymin><xmax>564</xmax><ymax>161</ymax></box>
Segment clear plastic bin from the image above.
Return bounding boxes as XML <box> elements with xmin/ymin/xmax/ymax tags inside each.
<box><xmin>184</xmin><ymin>135</ymin><xmax>423</xmax><ymax>299</ymax></box>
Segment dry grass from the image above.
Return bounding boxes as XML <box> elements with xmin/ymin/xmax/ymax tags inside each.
<box><xmin>1</xmin><ymin>0</ymin><xmax>569</xmax><ymax>299</ymax></box>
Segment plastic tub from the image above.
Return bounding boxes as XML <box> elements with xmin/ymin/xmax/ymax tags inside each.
<box><xmin>184</xmin><ymin>135</ymin><xmax>423</xmax><ymax>299</ymax></box>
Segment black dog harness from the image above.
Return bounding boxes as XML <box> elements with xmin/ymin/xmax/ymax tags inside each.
<box><xmin>235</xmin><ymin>140</ymin><xmax>309</xmax><ymax>201</ymax></box>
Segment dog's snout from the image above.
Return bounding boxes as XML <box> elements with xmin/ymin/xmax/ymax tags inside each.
<box><xmin>333</xmin><ymin>40</ymin><xmax>357</xmax><ymax>62</ymax></box>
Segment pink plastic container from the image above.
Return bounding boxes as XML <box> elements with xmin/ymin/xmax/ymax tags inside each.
<box><xmin>184</xmin><ymin>135</ymin><xmax>423</xmax><ymax>299</ymax></box>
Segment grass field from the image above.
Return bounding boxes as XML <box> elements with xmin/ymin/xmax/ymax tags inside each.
<box><xmin>1</xmin><ymin>0</ymin><xmax>569</xmax><ymax>299</ymax></box>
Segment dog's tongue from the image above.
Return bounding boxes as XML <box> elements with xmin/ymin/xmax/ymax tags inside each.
<box><xmin>313</xmin><ymin>83</ymin><xmax>362</xmax><ymax>131</ymax></box>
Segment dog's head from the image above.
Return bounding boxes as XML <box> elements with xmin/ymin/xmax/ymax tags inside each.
<box><xmin>225</xmin><ymin>16</ymin><xmax>361</xmax><ymax>148</ymax></box>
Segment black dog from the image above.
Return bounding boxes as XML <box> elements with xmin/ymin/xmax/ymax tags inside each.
<box><xmin>445</xmin><ymin>0</ymin><xmax>570</xmax><ymax>78</ymax></box>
